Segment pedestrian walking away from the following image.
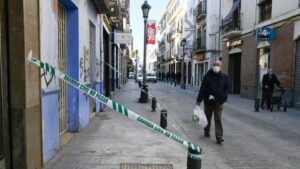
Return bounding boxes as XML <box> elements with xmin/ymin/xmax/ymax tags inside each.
<box><xmin>261</xmin><ymin>68</ymin><xmax>281</xmax><ymax>110</ymax></box>
<box><xmin>162</xmin><ymin>72</ymin><xmax>165</xmax><ymax>81</ymax></box>
<box><xmin>166</xmin><ymin>72</ymin><xmax>170</xmax><ymax>84</ymax></box>
<box><xmin>176</xmin><ymin>72</ymin><xmax>181</xmax><ymax>85</ymax></box>
<box><xmin>196</xmin><ymin>60</ymin><xmax>229</xmax><ymax>144</ymax></box>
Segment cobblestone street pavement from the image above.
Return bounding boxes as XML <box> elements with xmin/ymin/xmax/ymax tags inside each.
<box><xmin>46</xmin><ymin>81</ymin><xmax>300</xmax><ymax>169</ymax></box>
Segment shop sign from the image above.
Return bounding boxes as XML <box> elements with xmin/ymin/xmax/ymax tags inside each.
<box><xmin>256</xmin><ymin>28</ymin><xmax>276</xmax><ymax>41</ymax></box>
<box><xmin>115</xmin><ymin>32</ymin><xmax>132</xmax><ymax>44</ymax></box>
<box><xmin>226</xmin><ymin>40</ymin><xmax>243</xmax><ymax>49</ymax></box>
<box><xmin>195</xmin><ymin>53</ymin><xmax>205</xmax><ymax>61</ymax></box>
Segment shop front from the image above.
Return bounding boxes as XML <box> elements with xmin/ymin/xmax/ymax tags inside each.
<box><xmin>194</xmin><ymin>52</ymin><xmax>207</xmax><ymax>87</ymax></box>
<box><xmin>226</xmin><ymin>39</ymin><xmax>243</xmax><ymax>94</ymax></box>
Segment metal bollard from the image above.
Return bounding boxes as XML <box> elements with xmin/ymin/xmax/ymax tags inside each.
<box><xmin>254</xmin><ymin>98</ymin><xmax>260</xmax><ymax>112</ymax></box>
<box><xmin>160</xmin><ymin>110</ymin><xmax>167</xmax><ymax>129</ymax></box>
<box><xmin>138</xmin><ymin>81</ymin><xmax>142</xmax><ymax>88</ymax></box>
<box><xmin>151</xmin><ymin>97</ymin><xmax>157</xmax><ymax>112</ymax></box>
<box><xmin>187</xmin><ymin>148</ymin><xmax>201</xmax><ymax>169</ymax></box>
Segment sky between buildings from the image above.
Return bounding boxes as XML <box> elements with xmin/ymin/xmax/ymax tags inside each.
<box><xmin>130</xmin><ymin>0</ymin><xmax>170</xmax><ymax>63</ymax></box>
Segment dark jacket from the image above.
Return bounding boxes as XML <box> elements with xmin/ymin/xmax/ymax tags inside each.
<box><xmin>262</xmin><ymin>73</ymin><xmax>280</xmax><ymax>92</ymax></box>
<box><xmin>197</xmin><ymin>69</ymin><xmax>229</xmax><ymax>105</ymax></box>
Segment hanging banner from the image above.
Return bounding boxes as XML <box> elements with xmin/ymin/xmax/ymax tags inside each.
<box><xmin>146</xmin><ymin>21</ymin><xmax>156</xmax><ymax>45</ymax></box>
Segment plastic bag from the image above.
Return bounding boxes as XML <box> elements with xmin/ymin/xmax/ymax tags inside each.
<box><xmin>192</xmin><ymin>105</ymin><xmax>208</xmax><ymax>128</ymax></box>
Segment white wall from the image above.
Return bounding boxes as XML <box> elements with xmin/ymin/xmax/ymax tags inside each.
<box><xmin>272</xmin><ymin>0</ymin><xmax>299</xmax><ymax>18</ymax></box>
<box><xmin>207</xmin><ymin>0</ymin><xmax>221</xmax><ymax>51</ymax></box>
<box><xmin>184</xmin><ymin>0</ymin><xmax>196</xmax><ymax>53</ymax></box>
<box><xmin>40</xmin><ymin>0</ymin><xmax>59</xmax><ymax>89</ymax></box>
<box><xmin>294</xmin><ymin>20</ymin><xmax>300</xmax><ymax>40</ymax></box>
<box><xmin>240</xmin><ymin>0</ymin><xmax>257</xmax><ymax>31</ymax></box>
<box><xmin>78</xmin><ymin>0</ymin><xmax>101</xmax><ymax>84</ymax></box>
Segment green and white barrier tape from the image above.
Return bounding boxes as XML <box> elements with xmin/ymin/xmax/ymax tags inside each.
<box><xmin>27</xmin><ymin>52</ymin><xmax>201</xmax><ymax>154</ymax></box>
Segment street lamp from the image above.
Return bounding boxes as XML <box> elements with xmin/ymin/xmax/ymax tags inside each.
<box><xmin>139</xmin><ymin>0</ymin><xmax>151</xmax><ymax>103</ymax></box>
<box><xmin>181</xmin><ymin>38</ymin><xmax>187</xmax><ymax>89</ymax></box>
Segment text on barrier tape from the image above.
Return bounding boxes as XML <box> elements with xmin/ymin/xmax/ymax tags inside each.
<box><xmin>27</xmin><ymin>53</ymin><xmax>201</xmax><ymax>154</ymax></box>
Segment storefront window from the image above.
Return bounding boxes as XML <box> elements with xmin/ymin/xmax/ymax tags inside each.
<box><xmin>258</xmin><ymin>47</ymin><xmax>270</xmax><ymax>83</ymax></box>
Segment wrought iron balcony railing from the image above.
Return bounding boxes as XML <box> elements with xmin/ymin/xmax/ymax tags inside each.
<box><xmin>197</xmin><ymin>0</ymin><xmax>207</xmax><ymax>21</ymax></box>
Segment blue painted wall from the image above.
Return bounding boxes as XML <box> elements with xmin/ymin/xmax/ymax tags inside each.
<box><xmin>78</xmin><ymin>92</ymin><xmax>90</xmax><ymax>129</ymax></box>
<box><xmin>60</xmin><ymin>0</ymin><xmax>80</xmax><ymax>132</ymax></box>
<box><xmin>42</xmin><ymin>88</ymin><xmax>60</xmax><ymax>163</ymax></box>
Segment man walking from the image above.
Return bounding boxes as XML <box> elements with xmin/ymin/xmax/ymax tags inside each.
<box><xmin>176</xmin><ymin>72</ymin><xmax>181</xmax><ymax>85</ymax></box>
<box><xmin>196</xmin><ymin>61</ymin><xmax>229</xmax><ymax>144</ymax></box>
<box><xmin>261</xmin><ymin>68</ymin><xmax>281</xmax><ymax>109</ymax></box>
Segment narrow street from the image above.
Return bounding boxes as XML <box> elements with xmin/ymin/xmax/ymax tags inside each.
<box><xmin>46</xmin><ymin>81</ymin><xmax>300</xmax><ymax>169</ymax></box>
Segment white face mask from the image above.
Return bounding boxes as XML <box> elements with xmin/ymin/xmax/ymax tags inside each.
<box><xmin>213</xmin><ymin>66</ymin><xmax>221</xmax><ymax>73</ymax></box>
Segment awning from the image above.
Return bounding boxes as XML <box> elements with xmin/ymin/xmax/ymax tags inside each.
<box><xmin>223</xmin><ymin>0</ymin><xmax>241</xmax><ymax>21</ymax></box>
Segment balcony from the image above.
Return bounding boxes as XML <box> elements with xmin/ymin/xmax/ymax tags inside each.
<box><xmin>222</xmin><ymin>0</ymin><xmax>241</xmax><ymax>39</ymax></box>
<box><xmin>91</xmin><ymin>0</ymin><xmax>109</xmax><ymax>14</ymax></box>
<box><xmin>196</xmin><ymin>0</ymin><xmax>207</xmax><ymax>22</ymax></box>
<box><xmin>196</xmin><ymin>38</ymin><xmax>206</xmax><ymax>52</ymax></box>
<box><xmin>222</xmin><ymin>16</ymin><xmax>241</xmax><ymax>39</ymax></box>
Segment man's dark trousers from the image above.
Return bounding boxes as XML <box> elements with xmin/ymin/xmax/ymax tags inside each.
<box><xmin>261</xmin><ymin>90</ymin><xmax>273</xmax><ymax>109</ymax></box>
<box><xmin>204</xmin><ymin>102</ymin><xmax>223</xmax><ymax>139</ymax></box>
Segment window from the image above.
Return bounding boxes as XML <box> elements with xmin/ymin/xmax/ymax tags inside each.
<box><xmin>259</xmin><ymin>0</ymin><xmax>272</xmax><ymax>22</ymax></box>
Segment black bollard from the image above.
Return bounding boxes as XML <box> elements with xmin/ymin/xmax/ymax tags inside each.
<box><xmin>187</xmin><ymin>148</ymin><xmax>201</xmax><ymax>169</ymax></box>
<box><xmin>151</xmin><ymin>97</ymin><xmax>157</xmax><ymax>112</ymax></box>
<box><xmin>160</xmin><ymin>110</ymin><xmax>167</xmax><ymax>129</ymax></box>
<box><xmin>254</xmin><ymin>98</ymin><xmax>260</xmax><ymax>112</ymax></box>
<box><xmin>139</xmin><ymin>84</ymin><xmax>149</xmax><ymax>103</ymax></box>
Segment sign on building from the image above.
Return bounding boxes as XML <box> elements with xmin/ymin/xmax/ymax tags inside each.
<box><xmin>256</xmin><ymin>28</ymin><xmax>276</xmax><ymax>41</ymax></box>
<box><xmin>114</xmin><ymin>32</ymin><xmax>132</xmax><ymax>44</ymax></box>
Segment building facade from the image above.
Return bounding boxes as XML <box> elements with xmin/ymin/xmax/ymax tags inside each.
<box><xmin>221</xmin><ymin>0</ymin><xmax>300</xmax><ymax>107</ymax></box>
<box><xmin>193</xmin><ymin>0</ymin><xmax>222</xmax><ymax>87</ymax></box>
<box><xmin>0</xmin><ymin>0</ymin><xmax>131</xmax><ymax>168</ymax></box>
<box><xmin>157</xmin><ymin>0</ymin><xmax>196</xmax><ymax>86</ymax></box>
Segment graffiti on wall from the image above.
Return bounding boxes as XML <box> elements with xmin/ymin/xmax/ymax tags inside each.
<box><xmin>80</xmin><ymin>46</ymin><xmax>91</xmax><ymax>83</ymax></box>
<box><xmin>41</xmin><ymin>71</ymin><xmax>54</xmax><ymax>87</ymax></box>
<box><xmin>96</xmin><ymin>57</ymin><xmax>100</xmax><ymax>80</ymax></box>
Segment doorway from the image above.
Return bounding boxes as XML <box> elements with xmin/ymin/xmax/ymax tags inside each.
<box><xmin>103</xmin><ymin>29</ymin><xmax>110</xmax><ymax>97</ymax></box>
<box><xmin>89</xmin><ymin>22</ymin><xmax>96</xmax><ymax>113</ymax></box>
<box><xmin>58</xmin><ymin>3</ymin><xmax>68</xmax><ymax>135</ymax></box>
<box><xmin>188</xmin><ymin>62</ymin><xmax>191</xmax><ymax>84</ymax></box>
<box><xmin>228</xmin><ymin>53</ymin><xmax>242</xmax><ymax>94</ymax></box>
